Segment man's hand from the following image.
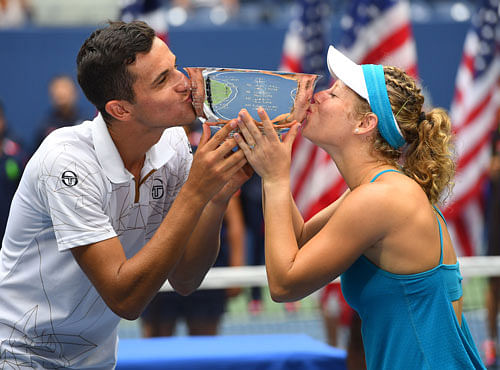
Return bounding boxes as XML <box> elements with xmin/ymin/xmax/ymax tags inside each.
<box><xmin>212</xmin><ymin>162</ymin><xmax>253</xmax><ymax>205</ymax></box>
<box><xmin>184</xmin><ymin>120</ymin><xmax>247</xmax><ymax>204</ymax></box>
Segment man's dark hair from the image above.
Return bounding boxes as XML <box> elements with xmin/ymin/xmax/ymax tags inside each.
<box><xmin>76</xmin><ymin>21</ymin><xmax>156</xmax><ymax>122</ymax></box>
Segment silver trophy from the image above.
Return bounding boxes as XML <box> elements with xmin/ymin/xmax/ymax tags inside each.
<box><xmin>185</xmin><ymin>67</ymin><xmax>320</xmax><ymax>138</ymax></box>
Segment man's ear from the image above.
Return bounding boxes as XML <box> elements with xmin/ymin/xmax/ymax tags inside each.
<box><xmin>104</xmin><ymin>100</ymin><xmax>132</xmax><ymax>121</ymax></box>
<box><xmin>356</xmin><ymin>112</ymin><xmax>378</xmax><ymax>135</ymax></box>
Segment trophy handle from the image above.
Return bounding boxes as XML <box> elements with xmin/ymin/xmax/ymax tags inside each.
<box><xmin>184</xmin><ymin>67</ymin><xmax>206</xmax><ymax>119</ymax></box>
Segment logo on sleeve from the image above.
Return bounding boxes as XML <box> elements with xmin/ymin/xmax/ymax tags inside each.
<box><xmin>61</xmin><ymin>171</ymin><xmax>78</xmax><ymax>187</ymax></box>
<box><xmin>152</xmin><ymin>178</ymin><xmax>164</xmax><ymax>199</ymax></box>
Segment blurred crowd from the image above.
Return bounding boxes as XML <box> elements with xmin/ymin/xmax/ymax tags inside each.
<box><xmin>0</xmin><ymin>0</ymin><xmax>479</xmax><ymax>29</ymax></box>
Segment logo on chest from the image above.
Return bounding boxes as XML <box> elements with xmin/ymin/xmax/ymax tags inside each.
<box><xmin>151</xmin><ymin>178</ymin><xmax>164</xmax><ymax>199</ymax></box>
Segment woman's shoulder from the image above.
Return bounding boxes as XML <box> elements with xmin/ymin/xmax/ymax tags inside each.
<box><xmin>346</xmin><ymin>173</ymin><xmax>429</xmax><ymax>225</ymax></box>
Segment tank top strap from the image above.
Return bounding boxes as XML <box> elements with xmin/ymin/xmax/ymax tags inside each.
<box><xmin>369</xmin><ymin>169</ymin><xmax>401</xmax><ymax>183</ymax></box>
<box><xmin>433</xmin><ymin>205</ymin><xmax>446</xmax><ymax>265</ymax></box>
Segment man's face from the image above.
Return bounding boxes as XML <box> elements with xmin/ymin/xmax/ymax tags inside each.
<box><xmin>127</xmin><ymin>37</ymin><xmax>195</xmax><ymax>129</ymax></box>
<box><xmin>50</xmin><ymin>77</ymin><xmax>77</xmax><ymax>111</ymax></box>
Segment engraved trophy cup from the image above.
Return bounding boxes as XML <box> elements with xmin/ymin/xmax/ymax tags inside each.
<box><xmin>184</xmin><ymin>67</ymin><xmax>320</xmax><ymax>139</ymax></box>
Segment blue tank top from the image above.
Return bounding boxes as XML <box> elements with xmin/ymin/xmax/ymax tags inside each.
<box><xmin>340</xmin><ymin>169</ymin><xmax>485</xmax><ymax>369</ymax></box>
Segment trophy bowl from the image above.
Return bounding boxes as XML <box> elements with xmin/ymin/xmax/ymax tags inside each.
<box><xmin>185</xmin><ymin>67</ymin><xmax>320</xmax><ymax>139</ymax></box>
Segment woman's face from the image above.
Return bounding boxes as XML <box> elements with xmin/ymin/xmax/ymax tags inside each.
<box><xmin>301</xmin><ymin>80</ymin><xmax>359</xmax><ymax>147</ymax></box>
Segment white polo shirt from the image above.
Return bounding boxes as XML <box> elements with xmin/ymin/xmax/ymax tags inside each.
<box><xmin>0</xmin><ymin>114</ymin><xmax>192</xmax><ymax>369</ymax></box>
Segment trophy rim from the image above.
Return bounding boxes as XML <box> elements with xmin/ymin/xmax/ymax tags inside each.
<box><xmin>183</xmin><ymin>66</ymin><xmax>322</xmax><ymax>79</ymax></box>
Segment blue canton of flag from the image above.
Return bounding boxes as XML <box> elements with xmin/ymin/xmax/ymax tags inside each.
<box><xmin>299</xmin><ymin>0</ymin><xmax>330</xmax><ymax>89</ymax></box>
<box><xmin>338</xmin><ymin>0</ymin><xmax>417</xmax><ymax>78</ymax></box>
<box><xmin>470</xmin><ymin>0</ymin><xmax>498</xmax><ymax>79</ymax></box>
<box><xmin>340</xmin><ymin>0</ymin><xmax>398</xmax><ymax>50</ymax></box>
<box><xmin>281</xmin><ymin>0</ymin><xmax>330</xmax><ymax>89</ymax></box>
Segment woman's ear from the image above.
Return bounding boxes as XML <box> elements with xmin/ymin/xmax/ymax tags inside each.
<box><xmin>356</xmin><ymin>112</ymin><xmax>378</xmax><ymax>134</ymax></box>
<box><xmin>105</xmin><ymin>100</ymin><xmax>132</xmax><ymax>121</ymax></box>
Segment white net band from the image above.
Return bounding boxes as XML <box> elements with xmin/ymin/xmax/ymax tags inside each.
<box><xmin>160</xmin><ymin>256</ymin><xmax>500</xmax><ymax>292</ymax></box>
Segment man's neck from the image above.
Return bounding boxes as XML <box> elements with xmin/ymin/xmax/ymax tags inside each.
<box><xmin>107</xmin><ymin>120</ymin><xmax>163</xmax><ymax>180</ymax></box>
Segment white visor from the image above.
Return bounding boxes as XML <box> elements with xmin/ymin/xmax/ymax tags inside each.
<box><xmin>326</xmin><ymin>45</ymin><xmax>368</xmax><ymax>101</ymax></box>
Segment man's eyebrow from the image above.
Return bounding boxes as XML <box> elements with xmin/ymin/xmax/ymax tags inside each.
<box><xmin>151</xmin><ymin>58</ymin><xmax>177</xmax><ymax>87</ymax></box>
<box><xmin>152</xmin><ymin>69</ymin><xmax>169</xmax><ymax>86</ymax></box>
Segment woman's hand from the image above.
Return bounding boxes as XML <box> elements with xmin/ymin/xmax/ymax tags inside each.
<box><xmin>233</xmin><ymin>108</ymin><xmax>300</xmax><ymax>184</ymax></box>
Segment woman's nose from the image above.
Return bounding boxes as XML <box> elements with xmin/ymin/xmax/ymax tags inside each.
<box><xmin>313</xmin><ymin>91</ymin><xmax>327</xmax><ymax>104</ymax></box>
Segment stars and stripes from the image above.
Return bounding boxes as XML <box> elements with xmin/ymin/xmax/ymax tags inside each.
<box><xmin>280</xmin><ymin>0</ymin><xmax>342</xmax><ymax>219</ymax></box>
<box><xmin>444</xmin><ymin>0</ymin><xmax>500</xmax><ymax>256</ymax></box>
<box><xmin>281</xmin><ymin>0</ymin><xmax>417</xmax><ymax>220</ymax></box>
<box><xmin>339</xmin><ymin>0</ymin><xmax>417</xmax><ymax>78</ymax></box>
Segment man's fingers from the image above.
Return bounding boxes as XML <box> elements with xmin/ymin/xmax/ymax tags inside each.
<box><xmin>203</xmin><ymin>120</ymin><xmax>238</xmax><ymax>151</ymax></box>
<box><xmin>198</xmin><ymin>122</ymin><xmax>212</xmax><ymax>148</ymax></box>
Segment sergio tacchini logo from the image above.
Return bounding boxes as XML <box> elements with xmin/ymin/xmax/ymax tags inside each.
<box><xmin>61</xmin><ymin>171</ymin><xmax>78</xmax><ymax>187</ymax></box>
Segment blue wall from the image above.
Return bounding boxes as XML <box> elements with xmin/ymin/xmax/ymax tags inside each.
<box><xmin>0</xmin><ymin>21</ymin><xmax>468</xmax><ymax>150</ymax></box>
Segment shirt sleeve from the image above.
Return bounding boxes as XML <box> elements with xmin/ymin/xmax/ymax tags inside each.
<box><xmin>37</xmin><ymin>143</ymin><xmax>116</xmax><ymax>251</ymax></box>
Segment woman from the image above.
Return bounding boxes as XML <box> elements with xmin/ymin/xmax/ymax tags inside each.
<box><xmin>232</xmin><ymin>46</ymin><xmax>485</xmax><ymax>369</ymax></box>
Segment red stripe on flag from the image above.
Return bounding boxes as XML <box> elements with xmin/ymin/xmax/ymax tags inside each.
<box><xmin>453</xmin><ymin>88</ymin><xmax>463</xmax><ymax>105</ymax></box>
<box><xmin>361</xmin><ymin>23</ymin><xmax>411</xmax><ymax>64</ymax></box>
<box><xmin>304</xmin><ymin>178</ymin><xmax>346</xmax><ymax>220</ymax></box>
<box><xmin>405</xmin><ymin>64</ymin><xmax>418</xmax><ymax>79</ymax></box>
<box><xmin>292</xmin><ymin>143</ymin><xmax>319</xmax><ymax>198</ymax></box>
<box><xmin>443</xmin><ymin>172</ymin><xmax>489</xmax><ymax>220</ymax></box>
<box><xmin>463</xmin><ymin>53</ymin><xmax>475</xmax><ymax>75</ymax></box>
<box><xmin>453</xmin><ymin>88</ymin><xmax>495</xmax><ymax>135</ymax></box>
<box><xmin>456</xmin><ymin>123</ymin><xmax>494</xmax><ymax>171</ymax></box>
<box><xmin>280</xmin><ymin>55</ymin><xmax>302</xmax><ymax>74</ymax></box>
<box><xmin>450</xmin><ymin>215</ymin><xmax>474</xmax><ymax>256</ymax></box>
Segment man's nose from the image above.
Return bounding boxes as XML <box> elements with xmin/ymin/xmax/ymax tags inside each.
<box><xmin>175</xmin><ymin>70</ymin><xmax>191</xmax><ymax>92</ymax></box>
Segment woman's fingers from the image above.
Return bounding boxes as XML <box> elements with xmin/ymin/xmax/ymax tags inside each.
<box><xmin>283</xmin><ymin>120</ymin><xmax>300</xmax><ymax>149</ymax></box>
<box><xmin>238</xmin><ymin>109</ymin><xmax>264</xmax><ymax>145</ymax></box>
<box><xmin>257</xmin><ymin>107</ymin><xmax>279</xmax><ymax>141</ymax></box>
<box><xmin>236</xmin><ymin>111</ymin><xmax>257</xmax><ymax>149</ymax></box>
<box><xmin>233</xmin><ymin>131</ymin><xmax>253</xmax><ymax>157</ymax></box>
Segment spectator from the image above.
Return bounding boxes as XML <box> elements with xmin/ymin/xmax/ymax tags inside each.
<box><xmin>0</xmin><ymin>0</ymin><xmax>31</xmax><ymax>28</ymax></box>
<box><xmin>0</xmin><ymin>100</ymin><xmax>23</xmax><ymax>242</ymax></box>
<box><xmin>34</xmin><ymin>74</ymin><xmax>86</xmax><ymax>151</ymax></box>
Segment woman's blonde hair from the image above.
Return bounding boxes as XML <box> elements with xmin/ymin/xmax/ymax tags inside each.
<box><xmin>353</xmin><ymin>66</ymin><xmax>455</xmax><ymax>205</ymax></box>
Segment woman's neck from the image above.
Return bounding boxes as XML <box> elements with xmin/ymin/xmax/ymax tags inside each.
<box><xmin>326</xmin><ymin>144</ymin><xmax>395</xmax><ymax>190</ymax></box>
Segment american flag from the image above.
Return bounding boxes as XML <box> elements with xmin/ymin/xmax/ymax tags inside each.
<box><xmin>280</xmin><ymin>0</ymin><xmax>338</xmax><ymax>219</ymax></box>
<box><xmin>120</xmin><ymin>0</ymin><xmax>169</xmax><ymax>44</ymax></box>
<box><xmin>281</xmin><ymin>0</ymin><xmax>417</xmax><ymax>220</ymax></box>
<box><xmin>443</xmin><ymin>0</ymin><xmax>500</xmax><ymax>257</ymax></box>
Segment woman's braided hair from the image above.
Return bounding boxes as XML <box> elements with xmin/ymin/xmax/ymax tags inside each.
<box><xmin>353</xmin><ymin>66</ymin><xmax>455</xmax><ymax>204</ymax></box>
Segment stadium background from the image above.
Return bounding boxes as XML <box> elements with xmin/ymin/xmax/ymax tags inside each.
<box><xmin>1</xmin><ymin>0</ymin><xmax>468</xmax><ymax>151</ymax></box>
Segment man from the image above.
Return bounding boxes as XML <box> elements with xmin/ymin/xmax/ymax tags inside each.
<box><xmin>0</xmin><ymin>21</ymin><xmax>250</xmax><ymax>369</ymax></box>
